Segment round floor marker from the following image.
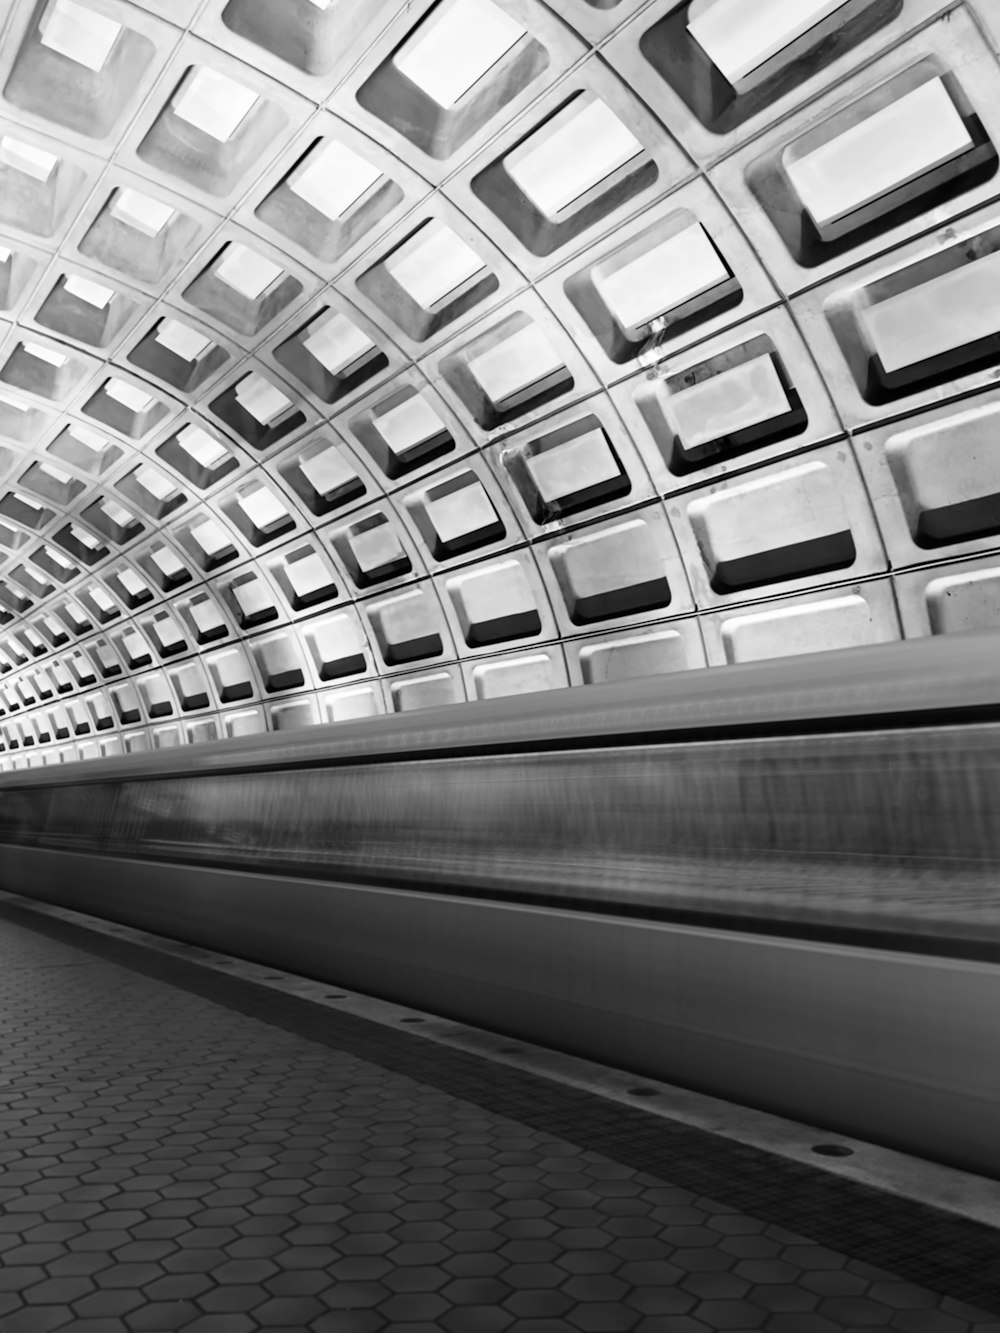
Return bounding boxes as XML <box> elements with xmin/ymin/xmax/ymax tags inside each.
<box><xmin>324</xmin><ymin>993</ymin><xmax>347</xmax><ymax>999</ymax></box>
<box><xmin>811</xmin><ymin>1143</ymin><xmax>855</xmax><ymax>1157</ymax></box>
<box><xmin>400</xmin><ymin>1016</ymin><xmax>425</xmax><ymax>1023</ymax></box>
<box><xmin>627</xmin><ymin>1087</ymin><xmax>658</xmax><ymax>1098</ymax></box>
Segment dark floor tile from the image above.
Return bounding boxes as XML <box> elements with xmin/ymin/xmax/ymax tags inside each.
<box><xmin>0</xmin><ymin>898</ymin><xmax>996</xmax><ymax>1333</ymax></box>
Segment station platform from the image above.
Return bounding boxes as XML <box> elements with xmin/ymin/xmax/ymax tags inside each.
<box><xmin>0</xmin><ymin>891</ymin><xmax>997</xmax><ymax>1333</ymax></box>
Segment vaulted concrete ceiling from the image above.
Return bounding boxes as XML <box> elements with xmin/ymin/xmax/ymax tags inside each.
<box><xmin>0</xmin><ymin>0</ymin><xmax>997</xmax><ymax>765</ymax></box>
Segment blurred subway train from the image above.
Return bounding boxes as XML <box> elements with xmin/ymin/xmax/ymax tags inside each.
<box><xmin>0</xmin><ymin>631</ymin><xmax>998</xmax><ymax>1178</ymax></box>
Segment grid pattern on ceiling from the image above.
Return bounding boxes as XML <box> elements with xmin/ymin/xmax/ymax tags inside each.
<box><xmin>0</xmin><ymin>0</ymin><xmax>998</xmax><ymax>766</ymax></box>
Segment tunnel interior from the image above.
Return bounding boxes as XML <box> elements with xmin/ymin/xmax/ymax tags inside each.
<box><xmin>0</xmin><ymin>0</ymin><xmax>996</xmax><ymax>765</ymax></box>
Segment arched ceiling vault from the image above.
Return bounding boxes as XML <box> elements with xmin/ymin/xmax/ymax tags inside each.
<box><xmin>0</xmin><ymin>0</ymin><xmax>997</xmax><ymax>765</ymax></box>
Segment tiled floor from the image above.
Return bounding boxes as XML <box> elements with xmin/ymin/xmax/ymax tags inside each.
<box><xmin>0</xmin><ymin>896</ymin><xmax>997</xmax><ymax>1333</ymax></box>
